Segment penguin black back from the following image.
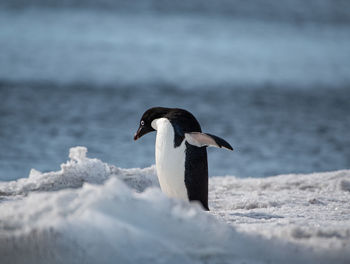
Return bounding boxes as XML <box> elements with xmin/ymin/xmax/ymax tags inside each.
<box><xmin>184</xmin><ymin>143</ymin><xmax>209</xmax><ymax>210</ymax></box>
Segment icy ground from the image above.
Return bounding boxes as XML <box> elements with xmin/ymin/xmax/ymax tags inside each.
<box><xmin>0</xmin><ymin>147</ymin><xmax>349</xmax><ymax>264</ymax></box>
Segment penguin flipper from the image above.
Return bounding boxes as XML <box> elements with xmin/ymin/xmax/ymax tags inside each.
<box><xmin>185</xmin><ymin>132</ymin><xmax>233</xmax><ymax>151</ymax></box>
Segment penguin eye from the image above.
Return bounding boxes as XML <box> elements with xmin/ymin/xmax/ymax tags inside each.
<box><xmin>141</xmin><ymin>120</ymin><xmax>145</xmax><ymax>126</ymax></box>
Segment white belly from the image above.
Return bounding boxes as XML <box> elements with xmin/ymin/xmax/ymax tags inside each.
<box><xmin>152</xmin><ymin>118</ymin><xmax>188</xmax><ymax>201</ymax></box>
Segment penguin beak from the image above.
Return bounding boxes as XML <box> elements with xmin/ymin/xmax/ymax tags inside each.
<box><xmin>133</xmin><ymin>125</ymin><xmax>145</xmax><ymax>141</ymax></box>
<box><xmin>134</xmin><ymin>125</ymin><xmax>154</xmax><ymax>141</ymax></box>
<box><xmin>134</xmin><ymin>127</ymin><xmax>141</xmax><ymax>141</ymax></box>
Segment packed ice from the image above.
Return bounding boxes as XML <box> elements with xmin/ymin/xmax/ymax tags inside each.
<box><xmin>0</xmin><ymin>147</ymin><xmax>349</xmax><ymax>264</ymax></box>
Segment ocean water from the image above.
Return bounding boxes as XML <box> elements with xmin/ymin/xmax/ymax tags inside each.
<box><xmin>0</xmin><ymin>3</ymin><xmax>350</xmax><ymax>180</ymax></box>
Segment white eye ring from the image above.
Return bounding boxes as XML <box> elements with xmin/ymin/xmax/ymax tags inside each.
<box><xmin>141</xmin><ymin>120</ymin><xmax>145</xmax><ymax>126</ymax></box>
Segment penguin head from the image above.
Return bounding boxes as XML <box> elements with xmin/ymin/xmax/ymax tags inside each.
<box><xmin>134</xmin><ymin>107</ymin><xmax>171</xmax><ymax>140</ymax></box>
<box><xmin>134</xmin><ymin>107</ymin><xmax>233</xmax><ymax>150</ymax></box>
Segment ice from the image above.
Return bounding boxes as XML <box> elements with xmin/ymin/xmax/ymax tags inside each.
<box><xmin>0</xmin><ymin>147</ymin><xmax>349</xmax><ymax>263</ymax></box>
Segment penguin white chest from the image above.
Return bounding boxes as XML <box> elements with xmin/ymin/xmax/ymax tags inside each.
<box><xmin>152</xmin><ymin>118</ymin><xmax>188</xmax><ymax>201</ymax></box>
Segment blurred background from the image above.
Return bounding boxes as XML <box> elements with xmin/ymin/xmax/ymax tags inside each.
<box><xmin>0</xmin><ymin>0</ymin><xmax>349</xmax><ymax>180</ymax></box>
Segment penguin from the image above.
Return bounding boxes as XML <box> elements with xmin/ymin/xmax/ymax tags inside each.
<box><xmin>134</xmin><ymin>107</ymin><xmax>233</xmax><ymax>210</ymax></box>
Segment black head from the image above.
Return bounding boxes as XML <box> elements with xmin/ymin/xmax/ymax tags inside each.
<box><xmin>134</xmin><ymin>107</ymin><xmax>202</xmax><ymax>141</ymax></box>
<box><xmin>133</xmin><ymin>107</ymin><xmax>171</xmax><ymax>140</ymax></box>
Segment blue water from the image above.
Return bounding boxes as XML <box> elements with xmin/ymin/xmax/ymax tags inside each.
<box><xmin>0</xmin><ymin>3</ymin><xmax>350</xmax><ymax>180</ymax></box>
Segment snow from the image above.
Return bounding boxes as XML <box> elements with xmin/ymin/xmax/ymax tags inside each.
<box><xmin>210</xmin><ymin>171</ymin><xmax>350</xmax><ymax>251</ymax></box>
<box><xmin>0</xmin><ymin>147</ymin><xmax>349</xmax><ymax>264</ymax></box>
<box><xmin>0</xmin><ymin>147</ymin><xmax>157</xmax><ymax>196</ymax></box>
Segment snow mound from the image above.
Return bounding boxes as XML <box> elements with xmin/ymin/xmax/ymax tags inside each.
<box><xmin>0</xmin><ymin>146</ymin><xmax>158</xmax><ymax>196</ymax></box>
<box><xmin>0</xmin><ymin>147</ymin><xmax>349</xmax><ymax>264</ymax></box>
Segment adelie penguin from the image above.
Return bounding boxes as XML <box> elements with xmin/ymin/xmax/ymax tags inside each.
<box><xmin>134</xmin><ymin>107</ymin><xmax>233</xmax><ymax>210</ymax></box>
